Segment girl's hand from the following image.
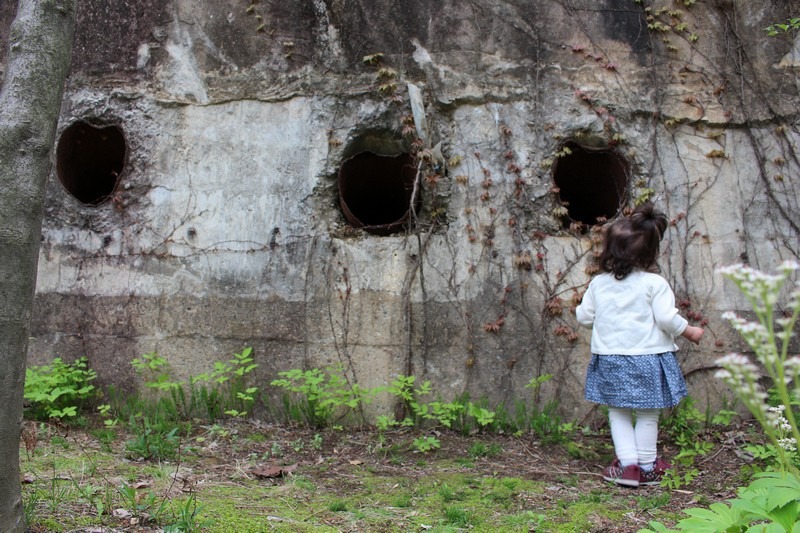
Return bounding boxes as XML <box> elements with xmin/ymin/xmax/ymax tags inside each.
<box><xmin>681</xmin><ymin>325</ymin><xmax>704</xmax><ymax>344</ymax></box>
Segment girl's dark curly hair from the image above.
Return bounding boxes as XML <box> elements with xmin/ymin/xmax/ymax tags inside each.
<box><xmin>598</xmin><ymin>202</ymin><xmax>668</xmax><ymax>280</ymax></box>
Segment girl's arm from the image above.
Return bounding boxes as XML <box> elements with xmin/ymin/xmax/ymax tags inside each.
<box><xmin>681</xmin><ymin>325</ymin><xmax>704</xmax><ymax>344</ymax></box>
<box><xmin>575</xmin><ymin>284</ymin><xmax>595</xmax><ymax>327</ymax></box>
<box><xmin>651</xmin><ymin>279</ymin><xmax>688</xmax><ymax>337</ymax></box>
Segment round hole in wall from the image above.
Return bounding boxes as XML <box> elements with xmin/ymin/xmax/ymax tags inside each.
<box><xmin>56</xmin><ymin>121</ymin><xmax>126</xmax><ymax>205</ymax></box>
<box><xmin>339</xmin><ymin>151</ymin><xmax>419</xmax><ymax>235</ymax></box>
<box><xmin>552</xmin><ymin>141</ymin><xmax>628</xmax><ymax>226</ymax></box>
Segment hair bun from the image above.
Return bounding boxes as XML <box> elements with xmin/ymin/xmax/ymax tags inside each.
<box><xmin>630</xmin><ymin>202</ymin><xmax>667</xmax><ymax>237</ymax></box>
<box><xmin>630</xmin><ymin>202</ymin><xmax>655</xmax><ymax>221</ymax></box>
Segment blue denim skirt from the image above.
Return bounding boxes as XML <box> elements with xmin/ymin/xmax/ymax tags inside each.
<box><xmin>584</xmin><ymin>352</ymin><xmax>688</xmax><ymax>409</ymax></box>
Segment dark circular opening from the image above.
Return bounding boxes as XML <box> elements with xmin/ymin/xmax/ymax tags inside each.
<box><xmin>552</xmin><ymin>141</ymin><xmax>628</xmax><ymax>226</ymax></box>
<box><xmin>56</xmin><ymin>121</ymin><xmax>126</xmax><ymax>205</ymax></box>
<box><xmin>338</xmin><ymin>151</ymin><xmax>419</xmax><ymax>235</ymax></box>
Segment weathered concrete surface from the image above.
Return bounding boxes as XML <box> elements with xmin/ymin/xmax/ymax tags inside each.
<box><xmin>3</xmin><ymin>0</ymin><xmax>799</xmax><ymax>420</ymax></box>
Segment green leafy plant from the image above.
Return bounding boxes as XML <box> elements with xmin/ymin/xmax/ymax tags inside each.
<box><xmin>211</xmin><ymin>346</ymin><xmax>259</xmax><ymax>415</ymax></box>
<box><xmin>715</xmin><ymin>263</ymin><xmax>800</xmax><ymax>473</ymax></box>
<box><xmin>132</xmin><ymin>352</ymin><xmax>180</xmax><ymax>391</ymax></box>
<box><xmin>636</xmin><ymin>492</ymin><xmax>671</xmax><ymax>512</ymax></box>
<box><xmin>385</xmin><ymin>375</ymin><xmax>433</xmax><ymax>425</ymax></box>
<box><xmin>71</xmin><ymin>481</ymin><xmax>112</xmax><ymax>518</ymax></box>
<box><xmin>443</xmin><ymin>505</ymin><xmax>471</xmax><ymax>527</ymax></box>
<box><xmin>743</xmin><ymin>401</ymin><xmax>800</xmax><ymax>472</ymax></box>
<box><xmin>22</xmin><ymin>488</ymin><xmax>41</xmax><ymax>526</ymax></box>
<box><xmin>125</xmin><ymin>415</ymin><xmax>182</xmax><ymax>460</ymax></box>
<box><xmin>269</xmin><ymin>441</ymin><xmax>283</xmax><ymax>458</ymax></box>
<box><xmin>24</xmin><ymin>357</ymin><xmax>97</xmax><ymax>421</ymax></box>
<box><xmin>438</xmin><ymin>482</ymin><xmax>458</xmax><ymax>502</ymax></box>
<box><xmin>117</xmin><ymin>482</ymin><xmax>171</xmax><ymax>524</ymax></box>
<box><xmin>468</xmin><ymin>441</ymin><xmax>502</xmax><ymax>458</ymax></box>
<box><xmin>271</xmin><ymin>366</ymin><xmax>373</xmax><ymax>427</ymax></box>
<box><xmin>164</xmin><ymin>493</ymin><xmax>208</xmax><ymax>532</ymax></box>
<box><xmin>130</xmin><ymin>348</ymin><xmax>259</xmax><ymax>421</ymax></box>
<box><xmin>413</xmin><ymin>435</ymin><xmax>441</xmax><ymax>453</ymax></box>
<box><xmin>512</xmin><ymin>374</ymin><xmax>575</xmax><ymax>444</ymax></box>
<box><xmin>766</xmin><ymin>17</ymin><xmax>800</xmax><ymax>36</ymax></box>
<box><xmin>468</xmin><ymin>403</ymin><xmax>496</xmax><ymax>429</ymax></box>
<box><xmin>96</xmin><ymin>403</ymin><xmax>118</xmax><ymax>428</ymax></box>
<box><xmin>384</xmin><ymin>377</ymin><xmax>502</xmax><ymax>433</ymax></box>
<box><xmin>430</xmin><ymin>398</ymin><xmax>471</xmax><ymax>431</ymax></box>
<box><xmin>643</xmin><ymin>262</ymin><xmax>800</xmax><ymax>532</ymax></box>
<box><xmin>641</xmin><ymin>471</ymin><xmax>800</xmax><ymax>533</ymax></box>
<box><xmin>271</xmin><ymin>367</ymin><xmax>581</xmax><ymax>456</ymax></box>
<box><xmin>660</xmin><ymin>397</ymin><xmax>713</xmax><ymax>489</ymax></box>
<box><xmin>328</xmin><ymin>499</ymin><xmax>348</xmax><ymax>512</ymax></box>
<box><xmin>44</xmin><ymin>477</ymin><xmax>72</xmax><ymax>513</ymax></box>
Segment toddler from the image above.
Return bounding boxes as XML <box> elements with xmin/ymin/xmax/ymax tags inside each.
<box><xmin>575</xmin><ymin>202</ymin><xmax>704</xmax><ymax>487</ymax></box>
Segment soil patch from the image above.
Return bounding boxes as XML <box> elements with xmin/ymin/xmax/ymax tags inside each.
<box><xmin>21</xmin><ymin>418</ymin><xmax>755</xmax><ymax>532</ymax></box>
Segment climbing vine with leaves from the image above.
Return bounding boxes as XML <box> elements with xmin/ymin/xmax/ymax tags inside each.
<box><xmin>242</xmin><ymin>0</ymin><xmax>800</xmax><ymax>418</ymax></box>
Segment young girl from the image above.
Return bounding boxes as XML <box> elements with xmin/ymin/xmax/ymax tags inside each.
<box><xmin>575</xmin><ymin>202</ymin><xmax>704</xmax><ymax>487</ymax></box>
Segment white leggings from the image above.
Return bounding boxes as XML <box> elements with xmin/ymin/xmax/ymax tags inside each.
<box><xmin>608</xmin><ymin>407</ymin><xmax>660</xmax><ymax>468</ymax></box>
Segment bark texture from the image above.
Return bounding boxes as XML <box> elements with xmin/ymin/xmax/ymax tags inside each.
<box><xmin>0</xmin><ymin>1</ymin><xmax>75</xmax><ymax>530</ymax></box>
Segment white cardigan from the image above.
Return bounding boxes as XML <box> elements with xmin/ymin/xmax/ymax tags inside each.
<box><xmin>575</xmin><ymin>271</ymin><xmax>688</xmax><ymax>356</ymax></box>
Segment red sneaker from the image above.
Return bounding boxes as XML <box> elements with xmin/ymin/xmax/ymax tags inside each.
<box><xmin>602</xmin><ymin>459</ymin><xmax>640</xmax><ymax>487</ymax></box>
<box><xmin>640</xmin><ymin>457</ymin><xmax>671</xmax><ymax>486</ymax></box>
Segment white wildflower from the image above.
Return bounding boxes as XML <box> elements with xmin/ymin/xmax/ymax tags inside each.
<box><xmin>716</xmin><ymin>264</ymin><xmax>745</xmax><ymax>276</ymax></box>
<box><xmin>715</xmin><ymin>353</ymin><xmax>759</xmax><ymax>374</ymax></box>
<box><xmin>759</xmin><ymin>345</ymin><xmax>780</xmax><ymax>367</ymax></box>
<box><xmin>784</xmin><ymin>356</ymin><xmax>800</xmax><ymax>372</ymax></box>
<box><xmin>790</xmin><ymin>289</ymin><xmax>800</xmax><ymax>309</ymax></box>
<box><xmin>718</xmin><ymin>263</ymin><xmax>800</xmax><ymax>471</ymax></box>
<box><xmin>766</xmin><ymin>292</ymin><xmax>779</xmax><ymax>306</ymax></box>
<box><xmin>738</xmin><ymin>322</ymin><xmax>767</xmax><ymax>336</ymax></box>
<box><xmin>714</xmin><ymin>369</ymin><xmax>732</xmax><ymax>381</ymax></box>
<box><xmin>721</xmin><ymin>311</ymin><xmax>739</xmax><ymax>321</ymax></box>
<box><xmin>777</xmin><ymin>328</ymin><xmax>795</xmax><ymax>346</ymax></box>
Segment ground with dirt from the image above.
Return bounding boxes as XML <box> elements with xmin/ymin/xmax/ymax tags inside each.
<box><xmin>20</xmin><ymin>416</ymin><xmax>756</xmax><ymax>533</ymax></box>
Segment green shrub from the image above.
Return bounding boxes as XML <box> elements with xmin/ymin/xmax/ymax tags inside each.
<box><xmin>129</xmin><ymin>348</ymin><xmax>259</xmax><ymax>421</ymax></box>
<box><xmin>125</xmin><ymin>415</ymin><xmax>183</xmax><ymax>460</ymax></box>
<box><xmin>643</xmin><ymin>262</ymin><xmax>800</xmax><ymax>531</ymax></box>
<box><xmin>24</xmin><ymin>357</ymin><xmax>97</xmax><ymax>421</ymax></box>
<box><xmin>271</xmin><ymin>366</ymin><xmax>374</xmax><ymax>427</ymax></box>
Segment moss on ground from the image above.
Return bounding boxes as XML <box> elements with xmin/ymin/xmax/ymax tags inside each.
<box><xmin>19</xmin><ymin>420</ymin><xmax>733</xmax><ymax>532</ymax></box>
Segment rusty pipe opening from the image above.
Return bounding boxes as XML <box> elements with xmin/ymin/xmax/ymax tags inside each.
<box><xmin>552</xmin><ymin>141</ymin><xmax>628</xmax><ymax>226</ymax></box>
<box><xmin>338</xmin><ymin>151</ymin><xmax>419</xmax><ymax>235</ymax></box>
<box><xmin>56</xmin><ymin>121</ymin><xmax>126</xmax><ymax>206</ymax></box>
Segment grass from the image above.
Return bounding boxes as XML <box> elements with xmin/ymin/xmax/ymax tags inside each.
<box><xmin>19</xmin><ymin>416</ymin><xmax>742</xmax><ymax>533</ymax></box>
<box><xmin>20</xmin><ymin>355</ymin><xmax>753</xmax><ymax>531</ymax></box>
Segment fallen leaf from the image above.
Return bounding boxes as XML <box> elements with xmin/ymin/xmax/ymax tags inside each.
<box><xmin>112</xmin><ymin>508</ymin><xmax>132</xmax><ymax>519</ymax></box>
<box><xmin>251</xmin><ymin>463</ymin><xmax>298</xmax><ymax>479</ymax></box>
<box><xmin>349</xmin><ymin>459</ymin><xmax>364</xmax><ymax>466</ymax></box>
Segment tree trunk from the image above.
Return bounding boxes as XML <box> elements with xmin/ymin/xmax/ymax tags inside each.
<box><xmin>0</xmin><ymin>1</ymin><xmax>75</xmax><ymax>530</ymax></box>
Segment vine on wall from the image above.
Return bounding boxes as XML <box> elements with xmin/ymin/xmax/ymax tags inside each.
<box><xmin>317</xmin><ymin>0</ymin><xmax>800</xmax><ymax>413</ymax></box>
<box><xmin>39</xmin><ymin>1</ymin><xmax>800</xmax><ymax>416</ymax></box>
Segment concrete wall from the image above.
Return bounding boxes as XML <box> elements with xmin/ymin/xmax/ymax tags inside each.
<box><xmin>6</xmin><ymin>0</ymin><xmax>799</xmax><ymax>420</ymax></box>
